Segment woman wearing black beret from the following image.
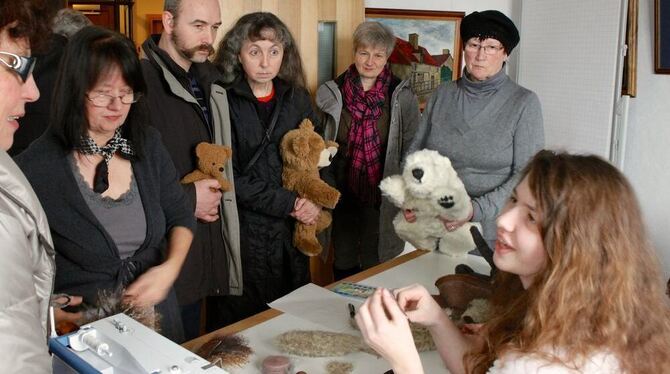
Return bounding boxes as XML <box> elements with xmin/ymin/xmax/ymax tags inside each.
<box><xmin>404</xmin><ymin>10</ymin><xmax>544</xmax><ymax>252</ymax></box>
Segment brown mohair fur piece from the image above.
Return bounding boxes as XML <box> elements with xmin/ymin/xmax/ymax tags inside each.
<box><xmin>326</xmin><ymin>361</ymin><xmax>354</xmax><ymax>374</ymax></box>
<box><xmin>79</xmin><ymin>289</ymin><xmax>161</xmax><ymax>332</ymax></box>
<box><xmin>195</xmin><ymin>334</ymin><xmax>253</xmax><ymax>368</ymax></box>
<box><xmin>275</xmin><ymin>330</ymin><xmax>374</xmax><ymax>357</ymax></box>
<box><xmin>181</xmin><ymin>142</ymin><xmax>233</xmax><ymax>192</ymax></box>
<box><xmin>280</xmin><ymin>119</ymin><xmax>340</xmax><ymax>256</ymax></box>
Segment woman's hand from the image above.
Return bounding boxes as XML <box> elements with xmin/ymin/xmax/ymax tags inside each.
<box><xmin>438</xmin><ymin>202</ymin><xmax>474</xmax><ymax>232</ymax></box>
<box><xmin>53</xmin><ymin>295</ymin><xmax>84</xmax><ymax>325</ymax></box>
<box><xmin>394</xmin><ymin>284</ymin><xmax>444</xmax><ymax>328</ymax></box>
<box><xmin>124</xmin><ymin>263</ymin><xmax>178</xmax><ymax>307</ymax></box>
<box><xmin>355</xmin><ymin>288</ymin><xmax>424</xmax><ymax>374</ymax></box>
<box><xmin>403</xmin><ymin>209</ymin><xmax>417</xmax><ymax>223</ymax></box>
<box><xmin>291</xmin><ymin>198</ymin><xmax>321</xmax><ymax>225</ymax></box>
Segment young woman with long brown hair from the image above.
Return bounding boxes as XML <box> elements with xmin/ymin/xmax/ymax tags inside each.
<box><xmin>356</xmin><ymin>150</ymin><xmax>670</xmax><ymax>373</ymax></box>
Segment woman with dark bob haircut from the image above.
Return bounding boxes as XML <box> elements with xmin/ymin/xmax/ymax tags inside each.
<box><xmin>208</xmin><ymin>12</ymin><xmax>321</xmax><ymax>327</ymax></box>
<box><xmin>16</xmin><ymin>26</ymin><xmax>196</xmax><ymax>342</ymax></box>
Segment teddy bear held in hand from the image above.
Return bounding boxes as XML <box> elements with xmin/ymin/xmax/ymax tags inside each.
<box><xmin>181</xmin><ymin>142</ymin><xmax>233</xmax><ymax>192</ymax></box>
<box><xmin>280</xmin><ymin>119</ymin><xmax>340</xmax><ymax>256</ymax></box>
<box><xmin>379</xmin><ymin>149</ymin><xmax>481</xmax><ymax>257</ymax></box>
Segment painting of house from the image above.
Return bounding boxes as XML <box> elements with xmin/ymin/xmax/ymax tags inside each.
<box><xmin>367</xmin><ymin>9</ymin><xmax>463</xmax><ymax>108</ymax></box>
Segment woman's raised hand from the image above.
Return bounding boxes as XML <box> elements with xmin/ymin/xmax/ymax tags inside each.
<box><xmin>355</xmin><ymin>288</ymin><xmax>424</xmax><ymax>374</ymax></box>
<box><xmin>394</xmin><ymin>284</ymin><xmax>444</xmax><ymax>328</ymax></box>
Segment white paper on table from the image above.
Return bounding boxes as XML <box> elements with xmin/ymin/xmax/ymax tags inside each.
<box><xmin>268</xmin><ymin>283</ymin><xmax>363</xmax><ymax>333</ymax></box>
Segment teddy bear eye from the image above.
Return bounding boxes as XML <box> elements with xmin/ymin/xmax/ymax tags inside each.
<box><xmin>212</xmin><ymin>162</ymin><xmax>216</xmax><ymax>165</ymax></box>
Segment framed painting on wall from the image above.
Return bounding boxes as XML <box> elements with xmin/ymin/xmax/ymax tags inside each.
<box><xmin>365</xmin><ymin>8</ymin><xmax>465</xmax><ymax>107</ymax></box>
<box><xmin>655</xmin><ymin>0</ymin><xmax>670</xmax><ymax>74</ymax></box>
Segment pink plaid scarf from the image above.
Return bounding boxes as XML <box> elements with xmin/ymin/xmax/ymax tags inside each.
<box><xmin>342</xmin><ymin>63</ymin><xmax>390</xmax><ymax>204</ymax></box>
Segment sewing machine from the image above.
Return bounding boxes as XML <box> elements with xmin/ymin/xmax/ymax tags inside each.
<box><xmin>50</xmin><ymin>313</ymin><xmax>227</xmax><ymax>374</ymax></box>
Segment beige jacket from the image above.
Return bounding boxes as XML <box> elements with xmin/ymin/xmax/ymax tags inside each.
<box><xmin>0</xmin><ymin>150</ymin><xmax>55</xmax><ymax>372</ymax></box>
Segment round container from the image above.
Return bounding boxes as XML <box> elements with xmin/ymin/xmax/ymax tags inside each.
<box><xmin>261</xmin><ymin>355</ymin><xmax>291</xmax><ymax>374</ymax></box>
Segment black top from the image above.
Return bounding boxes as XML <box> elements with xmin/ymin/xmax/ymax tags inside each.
<box><xmin>15</xmin><ymin>126</ymin><xmax>196</xmax><ymax>303</ymax></box>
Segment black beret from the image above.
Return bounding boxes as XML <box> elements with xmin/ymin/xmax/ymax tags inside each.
<box><xmin>460</xmin><ymin>10</ymin><xmax>520</xmax><ymax>53</ymax></box>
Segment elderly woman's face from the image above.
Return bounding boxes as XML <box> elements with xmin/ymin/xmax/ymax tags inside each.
<box><xmin>463</xmin><ymin>37</ymin><xmax>507</xmax><ymax>81</ymax></box>
<box><xmin>238</xmin><ymin>37</ymin><xmax>284</xmax><ymax>87</ymax></box>
<box><xmin>0</xmin><ymin>28</ymin><xmax>39</xmax><ymax>151</ymax></box>
<box><xmin>354</xmin><ymin>45</ymin><xmax>388</xmax><ymax>82</ymax></box>
<box><xmin>85</xmin><ymin>65</ymin><xmax>132</xmax><ymax>145</ymax></box>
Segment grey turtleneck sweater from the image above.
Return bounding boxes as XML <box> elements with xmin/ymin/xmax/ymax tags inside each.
<box><xmin>409</xmin><ymin>68</ymin><xmax>544</xmax><ymax>245</ymax></box>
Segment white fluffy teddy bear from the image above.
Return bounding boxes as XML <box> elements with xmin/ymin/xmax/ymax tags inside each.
<box><xmin>379</xmin><ymin>149</ymin><xmax>482</xmax><ymax>257</ymax></box>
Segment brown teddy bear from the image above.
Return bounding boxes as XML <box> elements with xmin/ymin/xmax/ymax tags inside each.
<box><xmin>280</xmin><ymin>119</ymin><xmax>340</xmax><ymax>256</ymax></box>
<box><xmin>181</xmin><ymin>142</ymin><xmax>232</xmax><ymax>192</ymax></box>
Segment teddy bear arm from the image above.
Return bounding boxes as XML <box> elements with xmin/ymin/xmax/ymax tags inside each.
<box><xmin>218</xmin><ymin>178</ymin><xmax>232</xmax><ymax>192</ymax></box>
<box><xmin>379</xmin><ymin>175</ymin><xmax>406</xmax><ymax>207</ymax></box>
<box><xmin>294</xmin><ymin>178</ymin><xmax>340</xmax><ymax>209</ymax></box>
<box><xmin>181</xmin><ymin>170</ymin><xmax>209</xmax><ymax>184</ymax></box>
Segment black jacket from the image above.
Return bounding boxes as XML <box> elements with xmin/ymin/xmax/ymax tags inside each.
<box><xmin>228</xmin><ymin>78</ymin><xmax>317</xmax><ymax>286</ymax></box>
<box><xmin>140</xmin><ymin>35</ymin><xmax>234</xmax><ymax>304</ymax></box>
<box><xmin>15</xmin><ymin>127</ymin><xmax>196</xmax><ymax>303</ymax></box>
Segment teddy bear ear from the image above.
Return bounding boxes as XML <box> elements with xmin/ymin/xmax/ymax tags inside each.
<box><xmin>223</xmin><ymin>146</ymin><xmax>233</xmax><ymax>158</ymax></box>
<box><xmin>195</xmin><ymin>142</ymin><xmax>209</xmax><ymax>154</ymax></box>
<box><xmin>299</xmin><ymin>119</ymin><xmax>314</xmax><ymax>131</ymax></box>
<box><xmin>292</xmin><ymin>135</ymin><xmax>310</xmax><ymax>157</ymax></box>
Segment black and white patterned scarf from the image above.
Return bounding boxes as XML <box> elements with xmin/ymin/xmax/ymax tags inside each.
<box><xmin>77</xmin><ymin>129</ymin><xmax>134</xmax><ymax>193</ymax></box>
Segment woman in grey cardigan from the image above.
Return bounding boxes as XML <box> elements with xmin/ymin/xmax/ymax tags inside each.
<box><xmin>407</xmin><ymin>10</ymin><xmax>544</xmax><ymax>250</ymax></box>
<box><xmin>317</xmin><ymin>21</ymin><xmax>420</xmax><ymax>278</ymax></box>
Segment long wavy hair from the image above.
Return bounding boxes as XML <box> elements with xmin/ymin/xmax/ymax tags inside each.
<box><xmin>465</xmin><ymin>150</ymin><xmax>670</xmax><ymax>373</ymax></box>
<box><xmin>213</xmin><ymin>12</ymin><xmax>306</xmax><ymax>89</ymax></box>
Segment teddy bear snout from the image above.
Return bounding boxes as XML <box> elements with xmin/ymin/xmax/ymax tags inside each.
<box><xmin>412</xmin><ymin>168</ymin><xmax>424</xmax><ymax>181</ymax></box>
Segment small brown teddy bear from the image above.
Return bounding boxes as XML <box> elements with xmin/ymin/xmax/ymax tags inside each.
<box><xmin>281</xmin><ymin>119</ymin><xmax>340</xmax><ymax>256</ymax></box>
<box><xmin>181</xmin><ymin>142</ymin><xmax>232</xmax><ymax>192</ymax></box>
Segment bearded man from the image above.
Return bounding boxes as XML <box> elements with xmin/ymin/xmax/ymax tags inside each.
<box><xmin>140</xmin><ymin>0</ymin><xmax>241</xmax><ymax>341</ymax></box>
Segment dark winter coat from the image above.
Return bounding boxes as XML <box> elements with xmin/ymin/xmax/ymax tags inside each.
<box><xmin>140</xmin><ymin>35</ymin><xmax>242</xmax><ymax>304</ymax></box>
<box><xmin>228</xmin><ymin>78</ymin><xmax>317</xmax><ymax>288</ymax></box>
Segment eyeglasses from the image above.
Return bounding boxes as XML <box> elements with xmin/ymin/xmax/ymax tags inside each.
<box><xmin>86</xmin><ymin>91</ymin><xmax>141</xmax><ymax>107</ymax></box>
<box><xmin>464</xmin><ymin>42</ymin><xmax>504</xmax><ymax>55</ymax></box>
<box><xmin>0</xmin><ymin>51</ymin><xmax>37</xmax><ymax>82</ymax></box>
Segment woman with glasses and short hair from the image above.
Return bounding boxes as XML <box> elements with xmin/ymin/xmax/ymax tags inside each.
<box><xmin>406</xmin><ymin>10</ymin><xmax>544</xmax><ymax>252</ymax></box>
<box><xmin>316</xmin><ymin>21</ymin><xmax>420</xmax><ymax>279</ymax></box>
<box><xmin>0</xmin><ymin>0</ymin><xmax>54</xmax><ymax>370</ymax></box>
<box><xmin>16</xmin><ymin>26</ymin><xmax>196</xmax><ymax>342</ymax></box>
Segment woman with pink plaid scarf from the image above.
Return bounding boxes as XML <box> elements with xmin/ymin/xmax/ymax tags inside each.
<box><xmin>317</xmin><ymin>21</ymin><xmax>420</xmax><ymax>279</ymax></box>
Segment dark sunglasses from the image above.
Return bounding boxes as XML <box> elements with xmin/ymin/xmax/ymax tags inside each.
<box><xmin>0</xmin><ymin>51</ymin><xmax>36</xmax><ymax>83</ymax></box>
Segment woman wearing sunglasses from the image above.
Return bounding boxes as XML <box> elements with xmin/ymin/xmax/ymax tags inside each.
<box><xmin>0</xmin><ymin>0</ymin><xmax>54</xmax><ymax>371</ymax></box>
<box><xmin>16</xmin><ymin>26</ymin><xmax>196</xmax><ymax>342</ymax></box>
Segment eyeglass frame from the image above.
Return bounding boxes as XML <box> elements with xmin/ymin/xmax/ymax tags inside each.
<box><xmin>0</xmin><ymin>51</ymin><xmax>37</xmax><ymax>83</ymax></box>
<box><xmin>464</xmin><ymin>41</ymin><xmax>505</xmax><ymax>55</ymax></box>
<box><xmin>85</xmin><ymin>91</ymin><xmax>142</xmax><ymax>107</ymax></box>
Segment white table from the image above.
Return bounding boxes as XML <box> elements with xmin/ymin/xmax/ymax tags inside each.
<box><xmin>184</xmin><ymin>250</ymin><xmax>490</xmax><ymax>373</ymax></box>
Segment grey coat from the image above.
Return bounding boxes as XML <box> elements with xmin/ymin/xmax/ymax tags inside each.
<box><xmin>316</xmin><ymin>76</ymin><xmax>420</xmax><ymax>262</ymax></box>
<box><xmin>409</xmin><ymin>72</ymin><xmax>544</xmax><ymax>244</ymax></box>
<box><xmin>0</xmin><ymin>150</ymin><xmax>55</xmax><ymax>372</ymax></box>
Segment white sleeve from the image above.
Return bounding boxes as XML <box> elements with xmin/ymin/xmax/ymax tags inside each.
<box><xmin>488</xmin><ymin>351</ymin><xmax>621</xmax><ymax>374</ymax></box>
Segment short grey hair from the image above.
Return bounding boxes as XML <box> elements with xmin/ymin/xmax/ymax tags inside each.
<box><xmin>353</xmin><ymin>21</ymin><xmax>396</xmax><ymax>56</ymax></box>
<box><xmin>52</xmin><ymin>8</ymin><xmax>92</xmax><ymax>38</ymax></box>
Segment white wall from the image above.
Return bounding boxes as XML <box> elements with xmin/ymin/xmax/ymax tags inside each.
<box><xmin>624</xmin><ymin>0</ymin><xmax>670</xmax><ymax>278</ymax></box>
<box><xmin>368</xmin><ymin>0</ymin><xmax>670</xmax><ymax>279</ymax></box>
